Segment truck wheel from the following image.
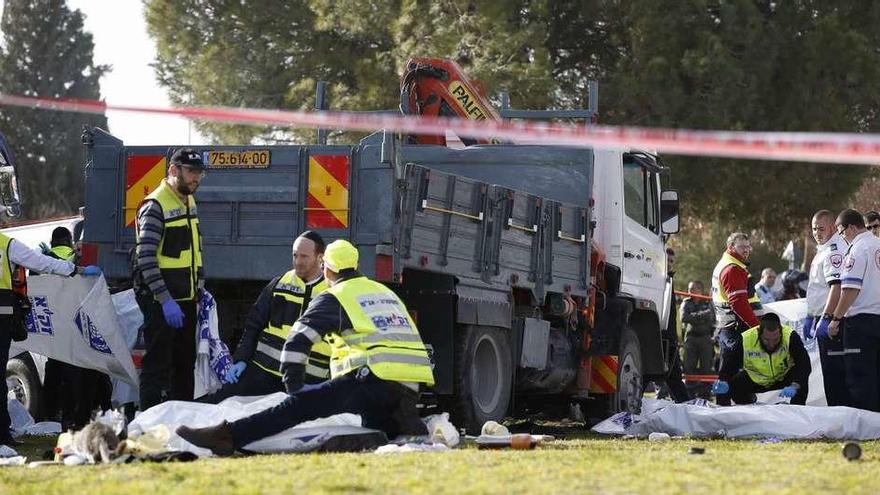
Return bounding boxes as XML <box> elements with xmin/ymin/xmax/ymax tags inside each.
<box><xmin>453</xmin><ymin>325</ymin><xmax>513</xmax><ymax>433</ymax></box>
<box><xmin>6</xmin><ymin>357</ymin><xmax>42</xmax><ymax>420</ymax></box>
<box><xmin>614</xmin><ymin>328</ymin><xmax>643</xmax><ymax>414</ymax></box>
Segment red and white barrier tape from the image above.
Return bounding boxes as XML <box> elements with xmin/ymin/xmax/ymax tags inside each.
<box><xmin>2</xmin><ymin>92</ymin><xmax>880</xmax><ymax>164</ymax></box>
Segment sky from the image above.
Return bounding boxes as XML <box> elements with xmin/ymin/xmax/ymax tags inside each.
<box><xmin>2</xmin><ymin>0</ymin><xmax>207</xmax><ymax>146</ymax></box>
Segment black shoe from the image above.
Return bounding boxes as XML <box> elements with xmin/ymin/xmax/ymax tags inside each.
<box><xmin>176</xmin><ymin>421</ymin><xmax>234</xmax><ymax>456</ymax></box>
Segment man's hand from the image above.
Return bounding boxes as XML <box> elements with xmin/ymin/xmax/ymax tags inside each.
<box><xmin>161</xmin><ymin>299</ymin><xmax>185</xmax><ymax>328</ymax></box>
<box><xmin>711</xmin><ymin>380</ymin><xmax>729</xmax><ymax>395</ymax></box>
<box><xmin>224</xmin><ymin>361</ymin><xmax>247</xmax><ymax>384</ymax></box>
<box><xmin>779</xmin><ymin>384</ymin><xmax>798</xmax><ymax>398</ymax></box>
<box><xmin>828</xmin><ymin>319</ymin><xmax>841</xmax><ymax>339</ymax></box>
<box><xmin>39</xmin><ymin>242</ymin><xmax>51</xmax><ymax>255</ymax></box>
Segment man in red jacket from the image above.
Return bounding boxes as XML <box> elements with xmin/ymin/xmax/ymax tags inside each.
<box><xmin>711</xmin><ymin>232</ymin><xmax>764</xmax><ymax>405</ymax></box>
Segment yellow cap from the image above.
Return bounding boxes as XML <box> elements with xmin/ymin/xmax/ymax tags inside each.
<box><xmin>323</xmin><ymin>240</ymin><xmax>359</xmax><ymax>272</ymax></box>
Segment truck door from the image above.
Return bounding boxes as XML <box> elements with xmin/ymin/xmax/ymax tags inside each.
<box><xmin>619</xmin><ymin>155</ymin><xmax>666</xmax><ymax>314</ymax></box>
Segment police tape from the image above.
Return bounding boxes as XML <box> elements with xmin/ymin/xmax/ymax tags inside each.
<box><xmin>3</xmin><ymin>92</ymin><xmax>880</xmax><ymax>164</ymax></box>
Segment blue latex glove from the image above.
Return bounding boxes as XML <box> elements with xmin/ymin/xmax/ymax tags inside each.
<box><xmin>779</xmin><ymin>385</ymin><xmax>797</xmax><ymax>398</ymax></box>
<box><xmin>225</xmin><ymin>361</ymin><xmax>247</xmax><ymax>384</ymax></box>
<box><xmin>82</xmin><ymin>265</ymin><xmax>102</xmax><ymax>276</ymax></box>
<box><xmin>802</xmin><ymin>316</ymin><xmax>815</xmax><ymax>340</ymax></box>
<box><xmin>39</xmin><ymin>242</ymin><xmax>51</xmax><ymax>255</ymax></box>
<box><xmin>815</xmin><ymin>317</ymin><xmax>831</xmax><ymax>339</ymax></box>
<box><xmin>161</xmin><ymin>299</ymin><xmax>185</xmax><ymax>328</ymax></box>
<box><xmin>711</xmin><ymin>380</ymin><xmax>729</xmax><ymax>395</ymax></box>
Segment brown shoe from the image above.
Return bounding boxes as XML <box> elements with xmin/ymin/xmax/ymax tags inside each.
<box><xmin>176</xmin><ymin>421</ymin><xmax>234</xmax><ymax>456</ymax></box>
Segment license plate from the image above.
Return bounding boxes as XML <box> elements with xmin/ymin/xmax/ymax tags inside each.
<box><xmin>203</xmin><ymin>150</ymin><xmax>270</xmax><ymax>168</ymax></box>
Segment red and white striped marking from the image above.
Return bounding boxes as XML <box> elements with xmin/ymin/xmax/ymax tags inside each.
<box><xmin>2</xmin><ymin>92</ymin><xmax>880</xmax><ymax>164</ymax></box>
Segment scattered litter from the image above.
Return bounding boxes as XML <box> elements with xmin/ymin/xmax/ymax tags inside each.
<box><xmin>375</xmin><ymin>443</ymin><xmax>450</xmax><ymax>454</ymax></box>
<box><xmin>8</xmin><ymin>398</ymin><xmax>34</xmax><ymax>436</ymax></box>
<box><xmin>648</xmin><ymin>432</ymin><xmax>671</xmax><ymax>442</ymax></box>
<box><xmin>688</xmin><ymin>446</ymin><xmax>705</xmax><ymax>455</ymax></box>
<box><xmin>0</xmin><ymin>456</ymin><xmax>26</xmax><ymax>466</ymax></box>
<box><xmin>842</xmin><ymin>442</ymin><xmax>862</xmax><ymax>461</ymax></box>
<box><xmin>0</xmin><ymin>445</ymin><xmax>19</xmax><ymax>458</ymax></box>
<box><xmin>759</xmin><ymin>437</ymin><xmax>783</xmax><ymax>444</ymax></box>
<box><xmin>481</xmin><ymin>420</ymin><xmax>510</xmax><ymax>436</ymax></box>
<box><xmin>28</xmin><ymin>460</ymin><xmax>62</xmax><ymax>468</ymax></box>
<box><xmin>476</xmin><ymin>433</ymin><xmax>555</xmax><ymax>450</ymax></box>
<box><xmin>425</xmin><ymin>413</ymin><xmax>459</xmax><ymax>447</ymax></box>
<box><xmin>95</xmin><ymin>409</ymin><xmax>127</xmax><ymax>436</ymax></box>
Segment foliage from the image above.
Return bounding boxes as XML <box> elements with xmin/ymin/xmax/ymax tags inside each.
<box><xmin>0</xmin><ymin>0</ymin><xmax>108</xmax><ymax>219</ymax></box>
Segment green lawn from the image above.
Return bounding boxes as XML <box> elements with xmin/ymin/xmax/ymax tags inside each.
<box><xmin>1</xmin><ymin>433</ymin><xmax>877</xmax><ymax>494</ymax></box>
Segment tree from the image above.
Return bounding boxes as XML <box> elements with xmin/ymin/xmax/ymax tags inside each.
<box><xmin>0</xmin><ymin>0</ymin><xmax>108</xmax><ymax>219</ymax></box>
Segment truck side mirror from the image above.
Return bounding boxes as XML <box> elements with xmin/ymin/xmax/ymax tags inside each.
<box><xmin>660</xmin><ymin>190</ymin><xmax>679</xmax><ymax>234</ymax></box>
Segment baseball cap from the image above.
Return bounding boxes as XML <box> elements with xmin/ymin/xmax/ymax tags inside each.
<box><xmin>169</xmin><ymin>148</ymin><xmax>206</xmax><ymax>169</ymax></box>
<box><xmin>323</xmin><ymin>240</ymin><xmax>359</xmax><ymax>272</ymax></box>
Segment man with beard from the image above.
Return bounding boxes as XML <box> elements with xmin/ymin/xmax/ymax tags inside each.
<box><xmin>135</xmin><ymin>149</ymin><xmax>207</xmax><ymax>410</ymax></box>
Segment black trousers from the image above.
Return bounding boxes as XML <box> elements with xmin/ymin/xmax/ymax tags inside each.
<box><xmin>44</xmin><ymin>359</ymin><xmax>112</xmax><ymax>429</ymax></box>
<box><xmin>139</xmin><ymin>299</ymin><xmax>197</xmax><ymax>411</ymax></box>
<box><xmin>715</xmin><ymin>325</ymin><xmax>746</xmax><ymax>406</ymax></box>
<box><xmin>843</xmin><ymin>313</ymin><xmax>880</xmax><ymax>412</ymax></box>
<box><xmin>230</xmin><ymin>369</ymin><xmax>423</xmax><ymax>448</ymax></box>
<box><xmin>197</xmin><ymin>364</ymin><xmax>283</xmax><ymax>404</ymax></box>
<box><xmin>818</xmin><ymin>326</ymin><xmax>851</xmax><ymax>407</ymax></box>
<box><xmin>727</xmin><ymin>368</ymin><xmax>808</xmax><ymax>405</ymax></box>
<box><xmin>0</xmin><ymin>319</ymin><xmax>11</xmax><ymax>441</ymax></box>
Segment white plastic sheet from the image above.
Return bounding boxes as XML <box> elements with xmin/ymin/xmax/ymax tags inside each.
<box><xmin>592</xmin><ymin>398</ymin><xmax>880</xmax><ymax>440</ymax></box>
<box><xmin>109</xmin><ymin>289</ymin><xmax>142</xmax><ymax>406</ymax></box>
<box><xmin>10</xmin><ymin>276</ymin><xmax>138</xmax><ymax>386</ymax></box>
<box><xmin>127</xmin><ymin>392</ymin><xmax>371</xmax><ymax>456</ymax></box>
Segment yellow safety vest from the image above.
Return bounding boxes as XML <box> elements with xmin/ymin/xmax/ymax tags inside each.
<box><xmin>711</xmin><ymin>252</ymin><xmax>763</xmax><ymax>327</ymax></box>
<box><xmin>326</xmin><ymin>276</ymin><xmax>434</xmax><ymax>386</ymax></box>
<box><xmin>140</xmin><ymin>179</ymin><xmax>203</xmax><ymax>301</ymax></box>
<box><xmin>0</xmin><ymin>233</ymin><xmax>13</xmax><ymax>314</ymax></box>
<box><xmin>252</xmin><ymin>270</ymin><xmax>330</xmax><ymax>382</ymax></box>
<box><xmin>741</xmin><ymin>325</ymin><xmax>794</xmax><ymax>386</ymax></box>
<box><xmin>48</xmin><ymin>245</ymin><xmax>75</xmax><ymax>261</ymax></box>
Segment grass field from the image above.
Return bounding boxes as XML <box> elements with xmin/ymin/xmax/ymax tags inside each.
<box><xmin>1</xmin><ymin>432</ymin><xmax>878</xmax><ymax>494</ymax></box>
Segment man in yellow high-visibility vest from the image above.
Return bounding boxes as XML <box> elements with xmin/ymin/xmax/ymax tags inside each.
<box><xmin>177</xmin><ymin>240</ymin><xmax>434</xmax><ymax>455</ymax></box>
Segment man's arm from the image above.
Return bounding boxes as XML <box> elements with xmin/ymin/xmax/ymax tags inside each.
<box><xmin>720</xmin><ymin>266</ymin><xmax>759</xmax><ymax>327</ymax></box>
<box><xmin>7</xmin><ymin>239</ymin><xmax>75</xmax><ymax>276</ymax></box>
<box><xmin>135</xmin><ymin>201</ymin><xmax>171</xmax><ymax>303</ymax></box>
<box><xmin>232</xmin><ymin>276</ymin><xmax>280</xmax><ymax>362</ymax></box>
<box><xmin>787</xmin><ymin>332</ymin><xmax>812</xmax><ymax>388</ymax></box>
<box><xmin>279</xmin><ymin>293</ymin><xmax>346</xmax><ymax>393</ymax></box>
<box><xmin>821</xmin><ymin>283</ymin><xmax>842</xmax><ymax>316</ymax></box>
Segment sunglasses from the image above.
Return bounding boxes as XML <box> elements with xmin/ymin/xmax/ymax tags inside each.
<box><xmin>868</xmin><ymin>223</ymin><xmax>880</xmax><ymax>231</ymax></box>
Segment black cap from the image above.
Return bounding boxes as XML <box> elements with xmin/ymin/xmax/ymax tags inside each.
<box><xmin>169</xmin><ymin>148</ymin><xmax>205</xmax><ymax>169</ymax></box>
<box><xmin>759</xmin><ymin>312</ymin><xmax>782</xmax><ymax>329</ymax></box>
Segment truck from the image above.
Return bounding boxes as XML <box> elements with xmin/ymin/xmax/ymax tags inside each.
<box><xmin>24</xmin><ymin>59</ymin><xmax>679</xmax><ymax>431</ymax></box>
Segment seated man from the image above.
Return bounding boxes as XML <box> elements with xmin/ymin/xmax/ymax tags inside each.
<box><xmin>177</xmin><ymin>240</ymin><xmax>435</xmax><ymax>455</ymax></box>
<box><xmin>712</xmin><ymin>312</ymin><xmax>811</xmax><ymax>405</ymax></box>
<box><xmin>198</xmin><ymin>231</ymin><xmax>330</xmax><ymax>403</ymax></box>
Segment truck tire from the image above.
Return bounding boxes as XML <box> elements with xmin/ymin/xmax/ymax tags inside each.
<box><xmin>453</xmin><ymin>325</ymin><xmax>513</xmax><ymax>433</ymax></box>
<box><xmin>6</xmin><ymin>357</ymin><xmax>43</xmax><ymax>420</ymax></box>
<box><xmin>614</xmin><ymin>328</ymin><xmax>643</xmax><ymax>414</ymax></box>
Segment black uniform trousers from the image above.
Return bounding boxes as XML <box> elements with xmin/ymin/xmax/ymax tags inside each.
<box><xmin>715</xmin><ymin>322</ymin><xmax>748</xmax><ymax>406</ymax></box>
<box><xmin>817</xmin><ymin>325</ymin><xmax>851</xmax><ymax>407</ymax></box>
<box><xmin>230</xmin><ymin>369</ymin><xmax>422</xmax><ymax>448</ymax></box>
<box><xmin>139</xmin><ymin>299</ymin><xmax>197</xmax><ymax>411</ymax></box>
<box><xmin>843</xmin><ymin>313</ymin><xmax>880</xmax><ymax>412</ymax></box>
<box><xmin>0</xmin><ymin>316</ymin><xmax>12</xmax><ymax>442</ymax></box>
<box><xmin>197</xmin><ymin>364</ymin><xmax>283</xmax><ymax>404</ymax></box>
<box><xmin>728</xmin><ymin>368</ymin><xmax>808</xmax><ymax>406</ymax></box>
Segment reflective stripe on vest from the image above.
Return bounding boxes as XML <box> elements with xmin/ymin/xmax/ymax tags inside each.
<box><xmin>252</xmin><ymin>271</ymin><xmax>330</xmax><ymax>381</ymax></box>
<box><xmin>140</xmin><ymin>180</ymin><xmax>203</xmax><ymax>301</ymax></box>
<box><xmin>711</xmin><ymin>252</ymin><xmax>763</xmax><ymax>325</ymax></box>
<box><xmin>49</xmin><ymin>245</ymin><xmax>75</xmax><ymax>261</ymax></box>
<box><xmin>0</xmin><ymin>233</ymin><xmax>13</xmax><ymax>313</ymax></box>
<box><xmin>742</xmin><ymin>325</ymin><xmax>794</xmax><ymax>386</ymax></box>
<box><xmin>327</xmin><ymin>276</ymin><xmax>434</xmax><ymax>386</ymax></box>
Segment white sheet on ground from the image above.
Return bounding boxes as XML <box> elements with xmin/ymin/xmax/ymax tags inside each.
<box><xmin>593</xmin><ymin>398</ymin><xmax>880</xmax><ymax>440</ymax></box>
<box><xmin>127</xmin><ymin>392</ymin><xmax>371</xmax><ymax>456</ymax></box>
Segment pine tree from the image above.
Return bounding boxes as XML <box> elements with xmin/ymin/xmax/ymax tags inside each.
<box><xmin>0</xmin><ymin>0</ymin><xmax>108</xmax><ymax>219</ymax></box>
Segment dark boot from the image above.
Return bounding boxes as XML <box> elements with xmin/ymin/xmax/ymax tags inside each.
<box><xmin>391</xmin><ymin>392</ymin><xmax>427</xmax><ymax>436</ymax></box>
<box><xmin>176</xmin><ymin>421</ymin><xmax>234</xmax><ymax>456</ymax></box>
